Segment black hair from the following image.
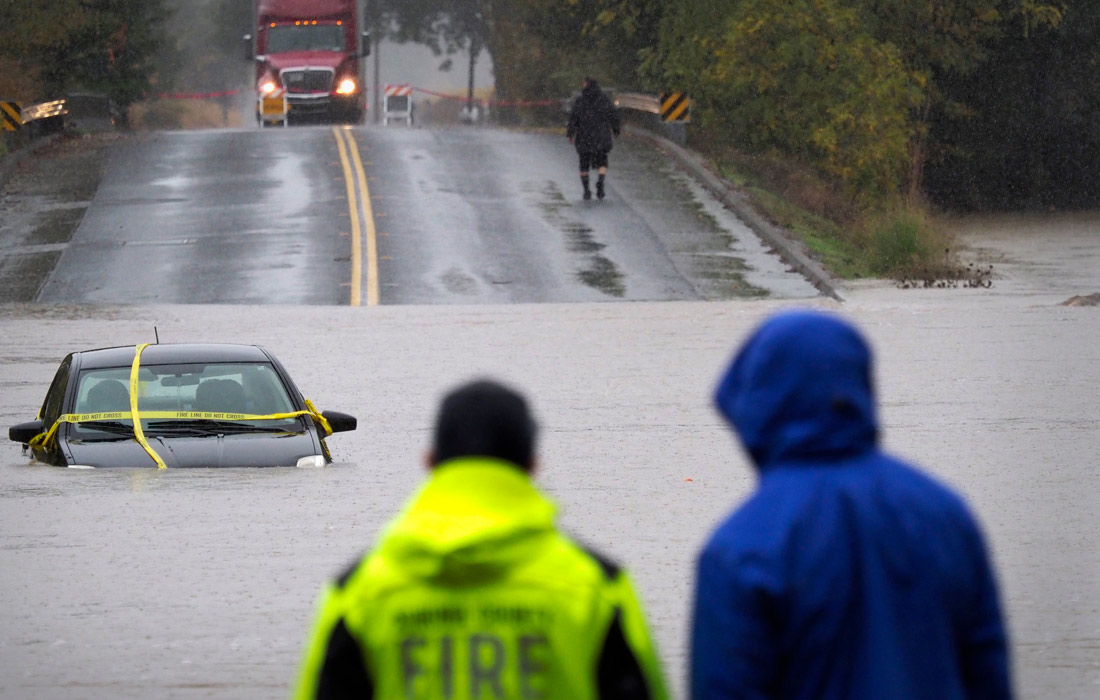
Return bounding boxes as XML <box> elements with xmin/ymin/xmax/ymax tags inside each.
<box><xmin>431</xmin><ymin>379</ymin><xmax>538</xmax><ymax>471</ymax></box>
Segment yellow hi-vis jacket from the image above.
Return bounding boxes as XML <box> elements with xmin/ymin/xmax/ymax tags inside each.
<box><xmin>293</xmin><ymin>458</ymin><xmax>669</xmax><ymax>700</ymax></box>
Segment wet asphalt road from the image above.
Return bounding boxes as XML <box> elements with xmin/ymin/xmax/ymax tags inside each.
<box><xmin>0</xmin><ymin>127</ymin><xmax>1098</xmax><ymax>699</ymax></box>
<box><xmin>25</xmin><ymin>126</ymin><xmax>817</xmax><ymax>306</ymax></box>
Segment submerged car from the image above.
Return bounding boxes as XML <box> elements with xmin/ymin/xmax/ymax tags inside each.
<box><xmin>9</xmin><ymin>343</ymin><xmax>356</xmax><ymax>468</ymax></box>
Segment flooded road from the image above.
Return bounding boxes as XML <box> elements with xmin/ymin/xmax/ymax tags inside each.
<box><xmin>1</xmin><ymin>127</ymin><xmax>1098</xmax><ymax>698</ymax></box>
<box><xmin>1</xmin><ymin>262</ymin><xmax>1098</xmax><ymax>698</ymax></box>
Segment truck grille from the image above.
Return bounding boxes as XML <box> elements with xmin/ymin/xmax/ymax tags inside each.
<box><xmin>281</xmin><ymin>69</ymin><xmax>333</xmax><ymax>93</ymax></box>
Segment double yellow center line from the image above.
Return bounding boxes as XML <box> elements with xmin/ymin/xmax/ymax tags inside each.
<box><xmin>332</xmin><ymin>126</ymin><xmax>379</xmax><ymax>306</ymax></box>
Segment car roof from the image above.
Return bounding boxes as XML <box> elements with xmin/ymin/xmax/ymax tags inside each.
<box><xmin>74</xmin><ymin>344</ymin><xmax>272</xmax><ymax>370</ymax></box>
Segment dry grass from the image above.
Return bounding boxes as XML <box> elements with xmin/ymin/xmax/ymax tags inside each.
<box><xmin>128</xmin><ymin>99</ymin><xmax>245</xmax><ymax>131</ymax></box>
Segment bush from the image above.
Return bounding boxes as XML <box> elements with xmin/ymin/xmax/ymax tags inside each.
<box><xmin>659</xmin><ymin>0</ymin><xmax>924</xmax><ymax>208</ymax></box>
<box><xmin>132</xmin><ymin>99</ymin><xmax>184</xmax><ymax>130</ymax></box>
<box><xmin>860</xmin><ymin>209</ymin><xmax>946</xmax><ymax>275</ymax></box>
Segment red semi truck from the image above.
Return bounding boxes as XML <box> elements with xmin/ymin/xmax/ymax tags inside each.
<box><xmin>246</xmin><ymin>0</ymin><xmax>369</xmax><ymax>125</ymax></box>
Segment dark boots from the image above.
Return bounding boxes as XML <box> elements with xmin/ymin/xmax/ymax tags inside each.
<box><xmin>580</xmin><ymin>174</ymin><xmax>606</xmax><ymax>201</ymax></box>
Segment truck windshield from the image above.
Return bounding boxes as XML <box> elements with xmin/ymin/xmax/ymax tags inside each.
<box><xmin>267</xmin><ymin>24</ymin><xmax>345</xmax><ymax>53</ymax></box>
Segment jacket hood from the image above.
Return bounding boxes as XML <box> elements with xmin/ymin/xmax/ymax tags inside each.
<box><xmin>581</xmin><ymin>81</ymin><xmax>603</xmax><ymax>100</ymax></box>
<box><xmin>378</xmin><ymin>458</ymin><xmax>556</xmax><ymax>584</ymax></box>
<box><xmin>714</xmin><ymin>310</ymin><xmax>878</xmax><ymax>470</ymax></box>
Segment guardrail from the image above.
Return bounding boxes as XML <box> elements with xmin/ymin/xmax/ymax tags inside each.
<box><xmin>1</xmin><ymin>98</ymin><xmax>65</xmax><ymax>165</ymax></box>
<box><xmin>1</xmin><ymin>94</ymin><xmax>120</xmax><ymax>158</ymax></box>
<box><xmin>1</xmin><ymin>94</ymin><xmax>119</xmax><ymax>188</ymax></box>
<box><xmin>612</xmin><ymin>91</ymin><xmax>690</xmax><ymax>146</ymax></box>
<box><xmin>20</xmin><ymin>99</ymin><xmax>69</xmax><ymax>124</ymax></box>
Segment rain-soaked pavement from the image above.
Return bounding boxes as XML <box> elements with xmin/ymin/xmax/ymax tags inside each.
<box><xmin>0</xmin><ymin>127</ymin><xmax>818</xmax><ymax>306</ymax></box>
<box><xmin>1</xmin><ymin>129</ymin><xmax>1098</xmax><ymax>699</ymax></box>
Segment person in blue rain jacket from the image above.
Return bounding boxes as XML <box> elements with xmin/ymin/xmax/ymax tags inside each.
<box><xmin>692</xmin><ymin>310</ymin><xmax>1012</xmax><ymax>700</ymax></box>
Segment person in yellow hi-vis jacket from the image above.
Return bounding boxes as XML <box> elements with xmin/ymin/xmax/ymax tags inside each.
<box><xmin>293</xmin><ymin>379</ymin><xmax>668</xmax><ymax>700</ymax></box>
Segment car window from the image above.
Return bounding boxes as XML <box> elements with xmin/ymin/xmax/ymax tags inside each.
<box><xmin>41</xmin><ymin>356</ymin><xmax>72</xmax><ymax>426</ymax></box>
<box><xmin>70</xmin><ymin>362</ymin><xmax>300</xmax><ymax>436</ymax></box>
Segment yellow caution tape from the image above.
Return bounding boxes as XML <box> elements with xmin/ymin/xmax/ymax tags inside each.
<box><xmin>304</xmin><ymin>399</ymin><xmax>332</xmax><ymax>436</ymax></box>
<box><xmin>130</xmin><ymin>344</ymin><xmax>166</xmax><ymax>468</ymax></box>
<box><xmin>28</xmin><ymin>407</ymin><xmax>331</xmax><ymax>447</ymax></box>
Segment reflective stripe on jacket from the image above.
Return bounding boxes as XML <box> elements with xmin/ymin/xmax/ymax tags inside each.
<box><xmin>294</xmin><ymin>458</ymin><xmax>668</xmax><ymax>700</ymax></box>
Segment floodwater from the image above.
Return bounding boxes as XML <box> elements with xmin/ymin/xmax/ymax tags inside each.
<box><xmin>1</xmin><ymin>216</ymin><xmax>1098</xmax><ymax>699</ymax></box>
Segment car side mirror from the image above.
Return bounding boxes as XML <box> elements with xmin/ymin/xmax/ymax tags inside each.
<box><xmin>361</xmin><ymin>31</ymin><xmax>371</xmax><ymax>57</ymax></box>
<box><xmin>243</xmin><ymin>33</ymin><xmax>253</xmax><ymax>62</ymax></box>
<box><xmin>10</xmin><ymin>419</ymin><xmax>45</xmax><ymax>444</ymax></box>
<box><xmin>321</xmin><ymin>411</ymin><xmax>357</xmax><ymax>433</ymax></box>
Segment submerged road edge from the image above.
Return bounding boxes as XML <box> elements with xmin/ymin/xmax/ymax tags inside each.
<box><xmin>624</xmin><ymin>125</ymin><xmax>843</xmax><ymax>302</ymax></box>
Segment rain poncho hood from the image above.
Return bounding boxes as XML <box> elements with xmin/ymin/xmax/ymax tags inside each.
<box><xmin>715</xmin><ymin>310</ymin><xmax>878</xmax><ymax>469</ymax></box>
<box><xmin>378</xmin><ymin>457</ymin><xmax>557</xmax><ymax>584</ymax></box>
<box><xmin>567</xmin><ymin>80</ymin><xmax>620</xmax><ymax>154</ymax></box>
<box><xmin>693</xmin><ymin>310</ymin><xmax>1012</xmax><ymax>700</ymax></box>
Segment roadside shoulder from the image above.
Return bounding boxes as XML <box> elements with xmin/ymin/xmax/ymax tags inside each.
<box><xmin>624</xmin><ymin>125</ymin><xmax>843</xmax><ymax>302</ymax></box>
<box><xmin>0</xmin><ymin>131</ymin><xmax>121</xmax><ymax>303</ymax></box>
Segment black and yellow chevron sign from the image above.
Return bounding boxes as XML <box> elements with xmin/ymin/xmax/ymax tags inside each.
<box><xmin>1</xmin><ymin>101</ymin><xmax>21</xmax><ymax>131</ymax></box>
<box><xmin>659</xmin><ymin>92</ymin><xmax>690</xmax><ymax>123</ymax></box>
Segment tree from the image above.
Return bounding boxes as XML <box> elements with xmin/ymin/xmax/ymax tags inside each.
<box><xmin>926</xmin><ymin>2</ymin><xmax>1095</xmax><ymax>210</ymax></box>
<box><xmin>32</xmin><ymin>0</ymin><xmax>170</xmax><ymax>108</ymax></box>
<box><xmin>559</xmin><ymin>0</ymin><xmax>664</xmax><ymax>89</ymax></box>
<box><xmin>657</xmin><ymin>0</ymin><xmax>924</xmax><ymax>205</ymax></box>
<box><xmin>0</xmin><ymin>0</ymin><xmax>86</xmax><ymax>102</ymax></box>
<box><xmin>653</xmin><ymin>0</ymin><xmax>1065</xmax><ymax>207</ymax></box>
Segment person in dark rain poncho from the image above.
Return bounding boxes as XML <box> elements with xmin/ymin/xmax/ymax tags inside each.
<box><xmin>567</xmin><ymin>77</ymin><xmax>621</xmax><ymax>201</ymax></box>
<box><xmin>692</xmin><ymin>310</ymin><xmax>1012</xmax><ymax>700</ymax></box>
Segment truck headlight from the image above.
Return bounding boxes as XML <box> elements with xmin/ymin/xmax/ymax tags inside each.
<box><xmin>260</xmin><ymin>81</ymin><xmax>277</xmax><ymax>95</ymax></box>
<box><xmin>336</xmin><ymin>79</ymin><xmax>357</xmax><ymax>95</ymax></box>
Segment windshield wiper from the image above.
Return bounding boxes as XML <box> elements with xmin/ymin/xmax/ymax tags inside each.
<box><xmin>77</xmin><ymin>420</ymin><xmax>135</xmax><ymax>436</ymax></box>
<box><xmin>145</xmin><ymin>419</ymin><xmax>300</xmax><ymax>436</ymax></box>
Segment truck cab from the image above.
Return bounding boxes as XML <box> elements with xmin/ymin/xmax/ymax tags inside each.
<box><xmin>247</xmin><ymin>0</ymin><xmax>369</xmax><ymax>125</ymax></box>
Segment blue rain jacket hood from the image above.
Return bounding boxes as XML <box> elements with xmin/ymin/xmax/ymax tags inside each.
<box><xmin>693</xmin><ymin>310</ymin><xmax>1012</xmax><ymax>700</ymax></box>
<box><xmin>715</xmin><ymin>310</ymin><xmax>878</xmax><ymax>469</ymax></box>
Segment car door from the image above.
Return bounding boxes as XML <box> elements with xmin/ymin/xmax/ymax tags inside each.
<box><xmin>34</xmin><ymin>355</ymin><xmax>74</xmax><ymax>465</ymax></box>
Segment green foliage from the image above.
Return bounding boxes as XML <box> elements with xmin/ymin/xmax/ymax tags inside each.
<box><xmin>649</xmin><ymin>0</ymin><xmax>1067</xmax><ymax>208</ymax></box>
<box><xmin>0</xmin><ymin>1</ymin><xmax>86</xmax><ymax>56</ymax></box>
<box><xmin>859</xmin><ymin>209</ymin><xmax>944</xmax><ymax>274</ymax></box>
<box><xmin>565</xmin><ymin>0</ymin><xmax>664</xmax><ymax>89</ymax></box>
<box><xmin>380</xmin><ymin>0</ymin><xmax>488</xmax><ymax>57</ymax></box>
<box><xmin>157</xmin><ymin>0</ymin><xmax>252</xmax><ymax>95</ymax></box>
<box><xmin>660</xmin><ymin>0</ymin><xmax>925</xmax><ymax>205</ymax></box>
<box><xmin>0</xmin><ymin>0</ymin><xmax>171</xmax><ymax>107</ymax></box>
<box><xmin>925</xmin><ymin>2</ymin><xmax>1097</xmax><ymax>211</ymax></box>
<box><xmin>0</xmin><ymin>0</ymin><xmax>86</xmax><ymax>101</ymax></box>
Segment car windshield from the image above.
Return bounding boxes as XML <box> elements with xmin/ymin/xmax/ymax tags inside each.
<box><xmin>267</xmin><ymin>24</ymin><xmax>345</xmax><ymax>53</ymax></box>
<box><xmin>69</xmin><ymin>362</ymin><xmax>302</xmax><ymax>438</ymax></box>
